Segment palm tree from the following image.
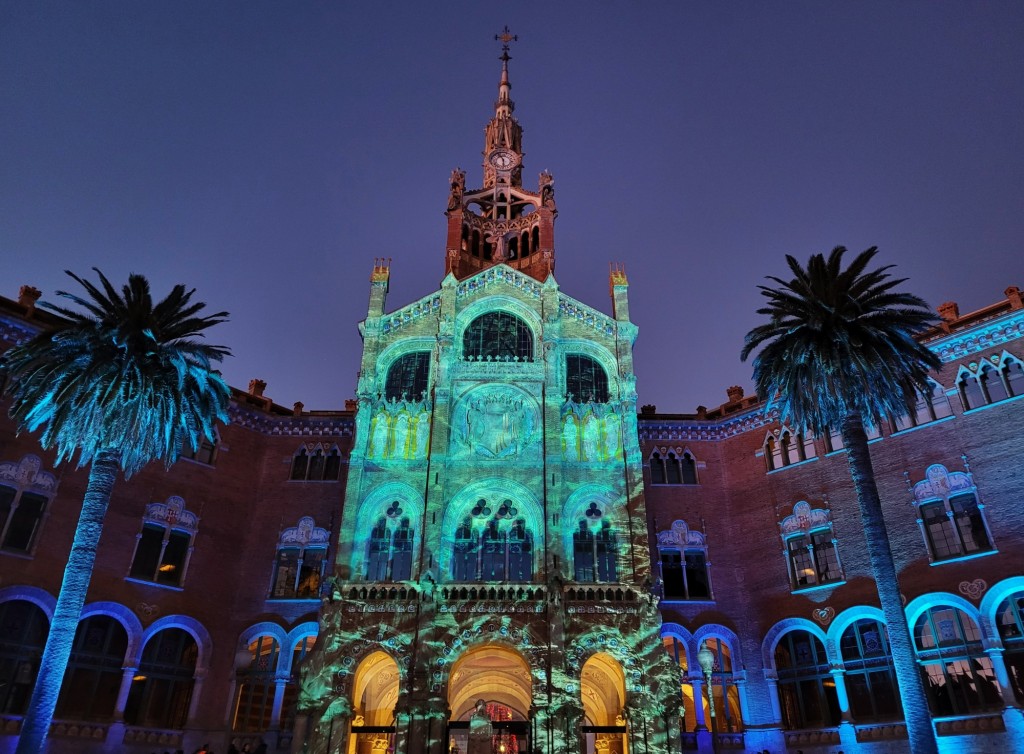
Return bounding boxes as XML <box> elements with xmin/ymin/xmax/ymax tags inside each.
<box><xmin>0</xmin><ymin>269</ymin><xmax>231</xmax><ymax>754</ymax></box>
<box><xmin>741</xmin><ymin>246</ymin><xmax>940</xmax><ymax>754</ymax></box>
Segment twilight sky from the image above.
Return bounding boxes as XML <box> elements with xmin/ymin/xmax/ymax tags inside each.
<box><xmin>2</xmin><ymin>2</ymin><xmax>1022</xmax><ymax>412</ymax></box>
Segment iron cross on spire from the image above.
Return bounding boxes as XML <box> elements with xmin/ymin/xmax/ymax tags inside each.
<box><xmin>495</xmin><ymin>25</ymin><xmax>518</xmax><ymax>59</ymax></box>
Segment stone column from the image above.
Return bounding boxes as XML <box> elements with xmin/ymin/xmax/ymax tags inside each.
<box><xmin>735</xmin><ymin>677</ymin><xmax>752</xmax><ymax>728</ymax></box>
<box><xmin>270</xmin><ymin>676</ymin><xmax>289</xmax><ymax>728</ymax></box>
<box><xmin>112</xmin><ymin>665</ymin><xmax>138</xmax><ymax>722</ymax></box>
<box><xmin>829</xmin><ymin>667</ymin><xmax>854</xmax><ymax>722</ymax></box>
<box><xmin>985</xmin><ymin>647</ymin><xmax>1021</xmax><ymax>708</ymax></box>
<box><xmin>763</xmin><ymin>671</ymin><xmax>783</xmax><ymax>725</ymax></box>
<box><xmin>186</xmin><ymin>667</ymin><xmax>208</xmax><ymax>725</ymax></box>
<box><xmin>689</xmin><ymin>677</ymin><xmax>707</xmax><ymax>731</ymax></box>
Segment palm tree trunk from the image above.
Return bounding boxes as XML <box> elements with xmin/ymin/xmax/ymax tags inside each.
<box><xmin>841</xmin><ymin>415</ymin><xmax>938</xmax><ymax>754</ymax></box>
<box><xmin>15</xmin><ymin>449</ymin><xmax>120</xmax><ymax>754</ymax></box>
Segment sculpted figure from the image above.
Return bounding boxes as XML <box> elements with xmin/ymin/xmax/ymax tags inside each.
<box><xmin>582</xmin><ymin>414</ymin><xmax>601</xmax><ymax>461</ymax></box>
<box><xmin>369</xmin><ymin>412</ymin><xmax>389</xmax><ymax>458</ymax></box>
<box><xmin>563</xmin><ymin>414</ymin><xmax>579</xmax><ymax>461</ymax></box>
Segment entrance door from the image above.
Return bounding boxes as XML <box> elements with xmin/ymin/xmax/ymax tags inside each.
<box><xmin>446</xmin><ymin>645</ymin><xmax>532</xmax><ymax>754</ymax></box>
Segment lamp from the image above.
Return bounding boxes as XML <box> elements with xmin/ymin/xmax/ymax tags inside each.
<box><xmin>696</xmin><ymin>641</ymin><xmax>717</xmax><ymax>751</ymax></box>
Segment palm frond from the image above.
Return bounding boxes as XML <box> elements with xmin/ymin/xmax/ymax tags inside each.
<box><xmin>741</xmin><ymin>246</ymin><xmax>940</xmax><ymax>434</ymax></box>
<box><xmin>1</xmin><ymin>269</ymin><xmax>232</xmax><ymax>477</ymax></box>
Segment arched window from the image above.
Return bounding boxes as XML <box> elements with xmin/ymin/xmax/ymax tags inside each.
<box><xmin>665</xmin><ymin>452</ymin><xmax>682</xmax><ymax>484</ymax></box>
<box><xmin>481</xmin><ymin>521</ymin><xmax>506</xmax><ymax>581</ymax></box>
<box><xmin>650</xmin><ymin>452</ymin><xmax>666</xmax><ymax>484</ymax></box>
<box><xmin>840</xmin><ymin>618</ymin><xmax>901</xmax><ymax>722</ymax></box>
<box><xmin>290</xmin><ymin>445</ymin><xmax>341</xmax><ymax>481</ymax></box>
<box><xmin>825</xmin><ymin>422</ymin><xmax>881</xmax><ymax>452</ymax></box>
<box><xmin>785</xmin><ymin>531</ymin><xmax>841</xmax><ymax>590</ymax></box>
<box><xmin>180</xmin><ymin>432</ymin><xmax>217</xmax><ymax>465</ymax></box>
<box><xmin>0</xmin><ymin>485</ymin><xmax>49</xmax><ymax>554</ymax></box>
<box><xmin>385</xmin><ymin>351</ymin><xmax>431</xmax><ymax>401</ymax></box>
<box><xmin>566</xmin><ymin>354</ymin><xmax>609</xmax><ymax>403</ymax></box>
<box><xmin>128</xmin><ymin>496</ymin><xmax>197</xmax><ymax>588</ymax></box>
<box><xmin>764</xmin><ymin>435</ymin><xmax>780</xmax><ymax>471</ymax></box>
<box><xmin>780</xmin><ymin>502</ymin><xmax>843</xmax><ymax>591</ymax></box>
<box><xmin>657</xmin><ymin>521</ymin><xmax>711</xmax><ymax>601</ymax></box>
<box><xmin>661</xmin><ymin>549</ymin><xmax>711</xmax><ymax>600</ymax></box>
<box><xmin>995</xmin><ymin>593</ymin><xmax>1024</xmax><ymax>703</ymax></box>
<box><xmin>699</xmin><ymin>639</ymin><xmax>744</xmax><ymax>733</ymax></box>
<box><xmin>573</xmin><ymin>521</ymin><xmax>595</xmax><ymax>581</ymax></box>
<box><xmin>0</xmin><ymin>600</ymin><xmax>47</xmax><ymax>714</ymax></box>
<box><xmin>452</xmin><ymin>518</ymin><xmax>478</xmax><ymax>582</ymax></box>
<box><xmin>364</xmin><ymin>506</ymin><xmax>415</xmax><ymax>582</ymax></box>
<box><xmin>774</xmin><ymin>630</ymin><xmax>840</xmax><ymax>729</ymax></box>
<box><xmin>595</xmin><ymin>521</ymin><xmax>618</xmax><ymax>582</ymax></box>
<box><xmin>233</xmin><ymin>635</ymin><xmax>279</xmax><ymax>732</ymax></box>
<box><xmin>913</xmin><ymin>465</ymin><xmax>993</xmax><ymax>562</ymax></box>
<box><xmin>979</xmin><ymin>363</ymin><xmax>1008</xmax><ymax>403</ymax></box>
<box><xmin>280</xmin><ymin>635</ymin><xmax>317</xmax><ymax>732</ymax></box>
<box><xmin>54</xmin><ymin>615</ymin><xmax>128</xmax><ymax>722</ymax></box>
<box><xmin>463</xmin><ymin>312</ymin><xmax>533</xmax><ymax>362</ymax></box>
<box><xmin>681</xmin><ymin>452</ymin><xmax>698</xmax><ymax>484</ymax></box>
<box><xmin>271</xmin><ymin>517</ymin><xmax>329</xmax><ymax>598</ymax></box>
<box><xmin>449</xmin><ymin>503</ymin><xmax>533</xmax><ymax>583</ymax></box>
<box><xmin>507</xmin><ymin>519</ymin><xmax>532</xmax><ymax>582</ymax></box>
<box><xmin>958</xmin><ymin>370</ymin><xmax>986</xmax><ymax>410</ymax></box>
<box><xmin>1004</xmin><ymin>356</ymin><xmax>1024</xmax><ymax>397</ymax></box>
<box><xmin>573</xmin><ymin>519</ymin><xmax>618</xmax><ymax>583</ymax></box>
<box><xmin>0</xmin><ymin>456</ymin><xmax>57</xmax><ymax>555</ymax></box>
<box><xmin>663</xmin><ymin>636</ymin><xmax>697</xmax><ymax>733</ymax></box>
<box><xmin>124</xmin><ymin>628</ymin><xmax>198</xmax><ymax>729</ymax></box>
<box><xmin>914</xmin><ymin>606</ymin><xmax>1001</xmax><ymax>715</ymax></box>
<box><xmin>894</xmin><ymin>380</ymin><xmax>954</xmax><ymax>431</ymax></box>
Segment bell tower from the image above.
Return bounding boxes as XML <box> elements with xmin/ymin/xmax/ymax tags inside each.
<box><xmin>444</xmin><ymin>27</ymin><xmax>558</xmax><ymax>282</ymax></box>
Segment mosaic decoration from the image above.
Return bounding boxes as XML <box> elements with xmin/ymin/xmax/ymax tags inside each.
<box><xmin>779</xmin><ymin>501</ymin><xmax>831</xmax><ymax>536</ymax></box>
<box><xmin>0</xmin><ymin>454</ymin><xmax>58</xmax><ymax>493</ymax></box>
<box><xmin>912</xmin><ymin>463</ymin><xmax>973</xmax><ymax>503</ymax></box>
<box><xmin>812</xmin><ymin>607</ymin><xmax>835</xmax><ymax>625</ymax></box>
<box><xmin>143</xmin><ymin>495</ymin><xmax>198</xmax><ymax>533</ymax></box>
<box><xmin>959</xmin><ymin>579</ymin><xmax>987</xmax><ymax>600</ymax></box>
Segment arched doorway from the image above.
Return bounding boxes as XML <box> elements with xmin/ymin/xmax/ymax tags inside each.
<box><xmin>447</xmin><ymin>645</ymin><xmax>532</xmax><ymax>754</ymax></box>
<box><xmin>348</xmin><ymin>651</ymin><xmax>399</xmax><ymax>754</ymax></box>
<box><xmin>581</xmin><ymin>653</ymin><xmax>628</xmax><ymax>754</ymax></box>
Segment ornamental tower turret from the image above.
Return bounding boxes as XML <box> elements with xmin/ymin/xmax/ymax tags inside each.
<box><xmin>444</xmin><ymin>27</ymin><xmax>558</xmax><ymax>282</ymax></box>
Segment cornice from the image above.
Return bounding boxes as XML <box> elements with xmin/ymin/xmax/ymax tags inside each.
<box><xmin>557</xmin><ymin>296</ymin><xmax>616</xmax><ymax>337</ymax></box>
<box><xmin>228</xmin><ymin>403</ymin><xmax>354</xmax><ymax>437</ymax></box>
<box><xmin>0</xmin><ymin>313</ymin><xmax>42</xmax><ymax>347</ymax></box>
<box><xmin>922</xmin><ymin>309</ymin><xmax>1024</xmax><ymax>364</ymax></box>
<box><xmin>639</xmin><ymin>405</ymin><xmax>780</xmax><ymax>443</ymax></box>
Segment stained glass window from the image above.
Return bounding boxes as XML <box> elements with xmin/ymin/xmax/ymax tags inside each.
<box><xmin>463</xmin><ymin>312</ymin><xmax>533</xmax><ymax>362</ymax></box>
<box><xmin>566</xmin><ymin>354</ymin><xmax>608</xmax><ymax>403</ymax></box>
<box><xmin>385</xmin><ymin>352</ymin><xmax>431</xmax><ymax>401</ymax></box>
<box><xmin>124</xmin><ymin>628</ymin><xmax>197</xmax><ymax>729</ymax></box>
<box><xmin>840</xmin><ymin>619</ymin><xmax>902</xmax><ymax>722</ymax></box>
<box><xmin>775</xmin><ymin>631</ymin><xmax>840</xmax><ymax>729</ymax></box>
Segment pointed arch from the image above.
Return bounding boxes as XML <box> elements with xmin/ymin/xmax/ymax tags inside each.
<box><xmin>441</xmin><ymin>478</ymin><xmax>542</xmax><ymax>580</ymax></box>
<box><xmin>351</xmin><ymin>482</ymin><xmax>423</xmax><ymax>581</ymax></box>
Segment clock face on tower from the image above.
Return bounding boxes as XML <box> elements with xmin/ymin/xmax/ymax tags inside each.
<box><xmin>488</xmin><ymin>149</ymin><xmax>519</xmax><ymax>171</ymax></box>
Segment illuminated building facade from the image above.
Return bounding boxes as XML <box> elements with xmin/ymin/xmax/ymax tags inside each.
<box><xmin>1</xmin><ymin>40</ymin><xmax>1024</xmax><ymax>754</ymax></box>
<box><xmin>292</xmin><ymin>38</ymin><xmax>679</xmax><ymax>754</ymax></box>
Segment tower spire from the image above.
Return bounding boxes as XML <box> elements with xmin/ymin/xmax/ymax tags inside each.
<box><xmin>443</xmin><ymin>29</ymin><xmax>557</xmax><ymax>283</ymax></box>
<box><xmin>494</xmin><ymin>25</ymin><xmax>518</xmax><ymax>119</ymax></box>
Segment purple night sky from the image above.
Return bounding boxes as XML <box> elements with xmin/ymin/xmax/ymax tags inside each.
<box><xmin>3</xmin><ymin>3</ymin><xmax>1022</xmax><ymax>413</ymax></box>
